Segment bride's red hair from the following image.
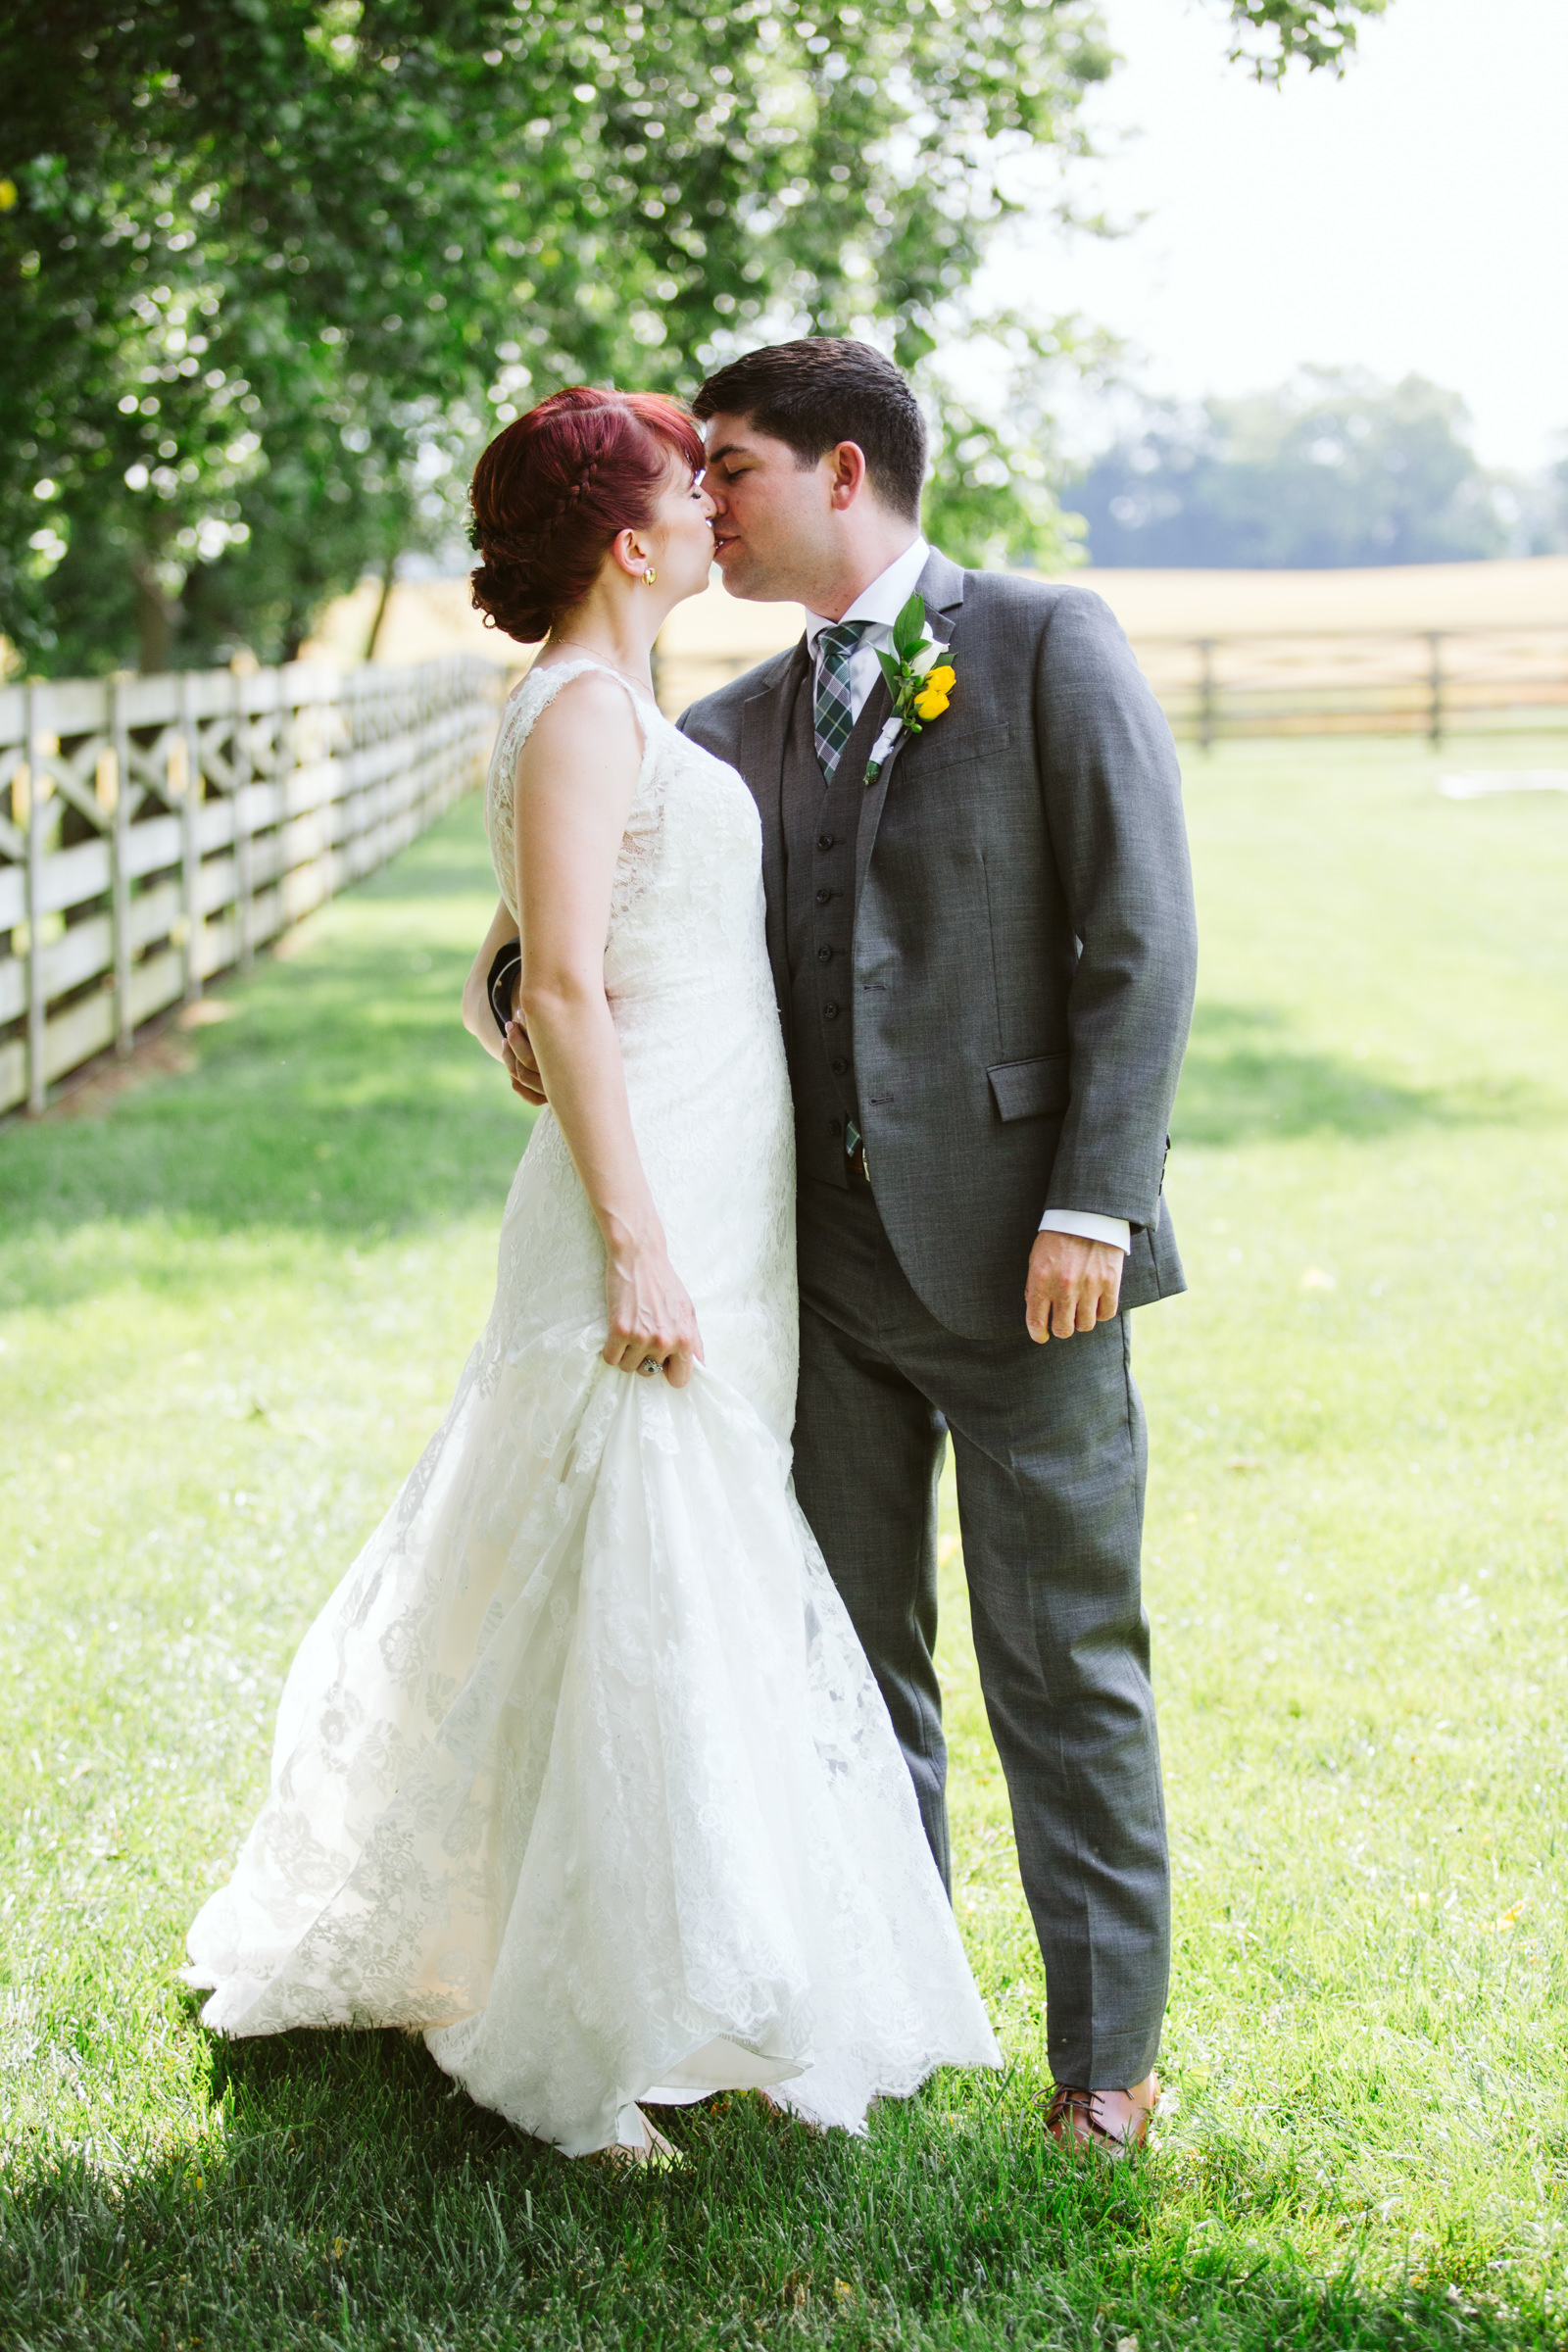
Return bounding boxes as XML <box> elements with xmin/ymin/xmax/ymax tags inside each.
<box><xmin>468</xmin><ymin>387</ymin><xmax>705</xmax><ymax>645</ymax></box>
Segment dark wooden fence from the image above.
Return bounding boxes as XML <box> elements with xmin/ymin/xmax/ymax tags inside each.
<box><xmin>1134</xmin><ymin>624</ymin><xmax>1568</xmax><ymax>746</ymax></box>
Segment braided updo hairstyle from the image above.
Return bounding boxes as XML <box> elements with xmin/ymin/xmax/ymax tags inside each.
<box><xmin>469</xmin><ymin>387</ymin><xmax>706</xmax><ymax>644</ymax></box>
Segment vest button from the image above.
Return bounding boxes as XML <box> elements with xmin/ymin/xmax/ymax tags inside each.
<box><xmin>816</xmin><ymin>945</ymin><xmax>832</xmax><ymax>963</ymax></box>
<box><xmin>822</xmin><ymin>1002</ymin><xmax>839</xmax><ymax>1020</ymax></box>
<box><xmin>814</xmin><ymin>887</ymin><xmax>832</xmax><ymax>906</ymax></box>
<box><xmin>816</xmin><ymin>833</ymin><xmax>834</xmax><ymax>852</ymax></box>
<box><xmin>830</xmin><ymin>1057</ymin><xmax>848</xmax><ymax>1076</ymax></box>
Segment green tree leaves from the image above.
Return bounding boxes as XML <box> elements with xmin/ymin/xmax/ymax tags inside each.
<box><xmin>0</xmin><ymin>0</ymin><xmax>1391</xmax><ymax>672</ymax></box>
<box><xmin>1227</xmin><ymin>0</ymin><xmax>1389</xmax><ymax>76</ymax></box>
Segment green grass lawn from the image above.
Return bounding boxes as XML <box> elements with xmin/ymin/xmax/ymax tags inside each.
<box><xmin>2</xmin><ymin>735</ymin><xmax>1566</xmax><ymax>2350</ymax></box>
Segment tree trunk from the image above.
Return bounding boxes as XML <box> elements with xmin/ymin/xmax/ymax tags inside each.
<box><xmin>132</xmin><ymin>556</ymin><xmax>180</xmax><ymax>673</ymax></box>
<box><xmin>364</xmin><ymin>549</ymin><xmax>399</xmax><ymax>662</ymax></box>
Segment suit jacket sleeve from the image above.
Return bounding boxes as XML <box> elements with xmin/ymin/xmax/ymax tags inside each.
<box><xmin>1034</xmin><ymin>587</ymin><xmax>1198</xmax><ymax>1231</ymax></box>
<box><xmin>674</xmin><ymin>697</ymin><xmax>729</xmax><ymax>758</ymax></box>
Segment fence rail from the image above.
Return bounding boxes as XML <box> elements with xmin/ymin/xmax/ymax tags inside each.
<box><xmin>1135</xmin><ymin>623</ymin><xmax>1568</xmax><ymax>745</ymax></box>
<box><xmin>0</xmin><ymin>657</ymin><xmax>506</xmax><ymax>1117</ymax></box>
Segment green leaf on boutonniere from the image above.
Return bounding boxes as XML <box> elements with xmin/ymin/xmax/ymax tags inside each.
<box><xmin>865</xmin><ymin>591</ymin><xmax>956</xmax><ymax>786</ymax></box>
<box><xmin>892</xmin><ymin>591</ymin><xmax>926</xmax><ymax>662</ymax></box>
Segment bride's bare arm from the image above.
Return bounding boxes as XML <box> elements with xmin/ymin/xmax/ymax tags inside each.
<box><xmin>514</xmin><ymin>672</ymin><xmax>704</xmax><ymax>1386</ymax></box>
<box><xmin>463</xmin><ymin>899</ymin><xmax>521</xmax><ymax>1065</ymax></box>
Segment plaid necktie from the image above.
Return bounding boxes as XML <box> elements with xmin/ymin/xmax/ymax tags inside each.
<box><xmin>813</xmin><ymin>619</ymin><xmax>868</xmax><ymax>784</ymax></box>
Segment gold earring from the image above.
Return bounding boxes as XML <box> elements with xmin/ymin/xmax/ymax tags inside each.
<box><xmin>642</xmin><ymin>564</ymin><xmax>657</xmax><ymax>587</ymax></box>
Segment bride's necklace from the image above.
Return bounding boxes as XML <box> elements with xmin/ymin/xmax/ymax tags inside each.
<box><xmin>548</xmin><ymin>639</ymin><xmax>655</xmax><ymax>698</ymax></box>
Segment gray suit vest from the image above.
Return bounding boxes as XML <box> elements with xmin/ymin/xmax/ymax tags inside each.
<box><xmin>780</xmin><ymin>662</ymin><xmax>892</xmax><ymax>1190</ymax></box>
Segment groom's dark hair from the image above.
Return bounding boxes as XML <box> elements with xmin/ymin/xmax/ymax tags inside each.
<box><xmin>693</xmin><ymin>339</ymin><xmax>926</xmax><ymax>521</ymax></box>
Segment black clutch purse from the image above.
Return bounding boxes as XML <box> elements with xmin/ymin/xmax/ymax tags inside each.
<box><xmin>486</xmin><ymin>941</ymin><xmax>523</xmax><ymax>1040</ymax></box>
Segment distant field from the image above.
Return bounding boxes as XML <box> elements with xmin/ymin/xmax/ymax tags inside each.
<box><xmin>307</xmin><ymin>556</ymin><xmax>1568</xmax><ymax>733</ymax></box>
<box><xmin>1066</xmin><ymin>555</ymin><xmax>1568</xmax><ymax>639</ymax></box>
<box><xmin>10</xmin><ymin>559</ymin><xmax>1558</xmax><ymax>699</ymax></box>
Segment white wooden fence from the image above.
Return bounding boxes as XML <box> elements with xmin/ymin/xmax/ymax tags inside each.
<box><xmin>0</xmin><ymin>658</ymin><xmax>507</xmax><ymax>1117</ymax></box>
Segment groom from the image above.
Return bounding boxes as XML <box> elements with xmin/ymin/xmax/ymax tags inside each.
<box><xmin>503</xmin><ymin>339</ymin><xmax>1196</xmax><ymax>2153</ymax></box>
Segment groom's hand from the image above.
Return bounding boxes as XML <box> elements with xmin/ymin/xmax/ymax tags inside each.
<box><xmin>1025</xmin><ymin>1233</ymin><xmax>1124</xmax><ymax>1343</ymax></box>
<box><xmin>502</xmin><ymin>1014</ymin><xmax>549</xmax><ymax>1107</ymax></box>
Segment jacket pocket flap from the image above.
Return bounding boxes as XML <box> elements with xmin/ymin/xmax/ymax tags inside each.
<box><xmin>987</xmin><ymin>1053</ymin><xmax>1069</xmax><ymax>1122</ymax></box>
<box><xmin>918</xmin><ymin>721</ymin><xmax>1012</xmax><ymax>772</ymax></box>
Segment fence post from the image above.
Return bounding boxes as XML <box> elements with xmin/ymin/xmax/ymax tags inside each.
<box><xmin>416</xmin><ymin>665</ymin><xmax>429</xmax><ymax>823</ymax></box>
<box><xmin>24</xmin><ymin>683</ymin><xmax>47</xmax><ymax>1114</ymax></box>
<box><xmin>110</xmin><ymin>674</ymin><xmax>133</xmax><ymax>1055</ymax></box>
<box><xmin>1198</xmin><ymin>639</ymin><xmax>1216</xmax><ymax>751</ymax></box>
<box><xmin>231</xmin><ymin>660</ymin><xmax>255</xmax><ymax>966</ymax></box>
<box><xmin>429</xmin><ymin>662</ymin><xmax>442</xmax><ymax>816</ymax></box>
<box><xmin>277</xmin><ymin>666</ymin><xmax>296</xmax><ymax>918</ymax></box>
<box><xmin>1427</xmin><ymin>632</ymin><xmax>1446</xmax><ymax>746</ymax></box>
<box><xmin>175</xmin><ymin>671</ymin><xmax>201</xmax><ymax>1003</ymax></box>
<box><xmin>338</xmin><ymin>667</ymin><xmax>353</xmax><ymax>879</ymax></box>
<box><xmin>309</xmin><ymin>677</ymin><xmax>327</xmax><ymax>906</ymax></box>
<box><xmin>325</xmin><ymin>670</ymin><xmax>342</xmax><ymax>899</ymax></box>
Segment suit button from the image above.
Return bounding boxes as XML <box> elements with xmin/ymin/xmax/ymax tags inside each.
<box><xmin>816</xmin><ymin>833</ymin><xmax>834</xmax><ymax>852</ymax></box>
<box><xmin>816</xmin><ymin>945</ymin><xmax>832</xmax><ymax>963</ymax></box>
<box><xmin>822</xmin><ymin>1002</ymin><xmax>839</xmax><ymax>1020</ymax></box>
<box><xmin>830</xmin><ymin>1057</ymin><xmax>848</xmax><ymax>1075</ymax></box>
<box><xmin>829</xmin><ymin>1118</ymin><xmax>842</xmax><ymax>1139</ymax></box>
<box><xmin>814</xmin><ymin>887</ymin><xmax>832</xmax><ymax>906</ymax></box>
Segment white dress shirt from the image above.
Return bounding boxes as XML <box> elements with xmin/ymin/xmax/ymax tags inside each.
<box><xmin>804</xmin><ymin>543</ymin><xmax>1131</xmax><ymax>1257</ymax></box>
<box><xmin>803</xmin><ymin>535</ymin><xmax>933</xmax><ymax>725</ymax></box>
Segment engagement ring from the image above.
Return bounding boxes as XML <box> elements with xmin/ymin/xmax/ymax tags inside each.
<box><xmin>638</xmin><ymin>1357</ymin><xmax>660</xmax><ymax>1378</ymax></box>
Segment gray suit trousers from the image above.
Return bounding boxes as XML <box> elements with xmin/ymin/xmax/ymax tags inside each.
<box><xmin>794</xmin><ymin>1175</ymin><xmax>1170</xmax><ymax>2091</ymax></box>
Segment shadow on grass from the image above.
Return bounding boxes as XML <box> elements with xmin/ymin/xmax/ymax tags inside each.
<box><xmin>0</xmin><ymin>2020</ymin><xmax>1544</xmax><ymax>2350</ymax></box>
<box><xmin>0</xmin><ymin>800</ymin><xmax>534</xmax><ymax>1301</ymax></box>
<box><xmin>2</xmin><ymin>807</ymin><xmax>1559</xmax><ymax>1305</ymax></box>
<box><xmin>1173</xmin><ymin>1002</ymin><xmax>1553</xmax><ymax>1148</ymax></box>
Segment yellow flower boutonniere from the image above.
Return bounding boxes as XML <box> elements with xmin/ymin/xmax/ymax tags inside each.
<box><xmin>864</xmin><ymin>593</ymin><xmax>956</xmax><ymax>786</ymax></box>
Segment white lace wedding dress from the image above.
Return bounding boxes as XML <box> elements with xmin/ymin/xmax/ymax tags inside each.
<box><xmin>184</xmin><ymin>657</ymin><xmax>999</xmax><ymax>2154</ymax></box>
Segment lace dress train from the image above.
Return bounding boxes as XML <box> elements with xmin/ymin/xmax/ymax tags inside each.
<box><xmin>184</xmin><ymin>658</ymin><xmax>999</xmax><ymax>2155</ymax></box>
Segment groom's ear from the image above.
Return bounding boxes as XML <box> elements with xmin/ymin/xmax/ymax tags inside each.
<box><xmin>824</xmin><ymin>442</ymin><xmax>870</xmax><ymax>511</ymax></box>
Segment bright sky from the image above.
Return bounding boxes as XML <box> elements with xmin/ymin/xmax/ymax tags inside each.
<box><xmin>988</xmin><ymin>0</ymin><xmax>1568</xmax><ymax>472</ymax></box>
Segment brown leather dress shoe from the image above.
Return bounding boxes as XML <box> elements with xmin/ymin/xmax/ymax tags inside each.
<box><xmin>1045</xmin><ymin>2071</ymin><xmax>1159</xmax><ymax>2158</ymax></box>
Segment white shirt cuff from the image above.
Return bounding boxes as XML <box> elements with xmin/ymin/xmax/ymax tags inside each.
<box><xmin>1038</xmin><ymin>1209</ymin><xmax>1132</xmax><ymax>1253</ymax></box>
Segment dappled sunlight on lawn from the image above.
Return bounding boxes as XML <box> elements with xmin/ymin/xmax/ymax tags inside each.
<box><xmin>4</xmin><ymin>751</ymin><xmax>1567</xmax><ymax>2347</ymax></box>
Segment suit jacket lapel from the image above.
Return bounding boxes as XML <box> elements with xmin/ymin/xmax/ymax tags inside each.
<box><xmin>854</xmin><ymin>549</ymin><xmax>966</xmax><ymax>909</ymax></box>
<box><xmin>740</xmin><ymin>637</ymin><xmax>808</xmax><ymax>1023</ymax></box>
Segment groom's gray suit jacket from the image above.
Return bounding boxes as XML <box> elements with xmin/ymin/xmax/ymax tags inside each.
<box><xmin>680</xmin><ymin>549</ymin><xmax>1198</xmax><ymax>1340</ymax></box>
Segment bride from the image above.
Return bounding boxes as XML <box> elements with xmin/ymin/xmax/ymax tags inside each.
<box><xmin>184</xmin><ymin>385</ymin><xmax>999</xmax><ymax>2159</ymax></box>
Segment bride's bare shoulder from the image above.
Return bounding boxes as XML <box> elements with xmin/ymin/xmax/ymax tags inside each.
<box><xmin>513</xmin><ymin>663</ymin><xmax>648</xmax><ymax>796</ymax></box>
